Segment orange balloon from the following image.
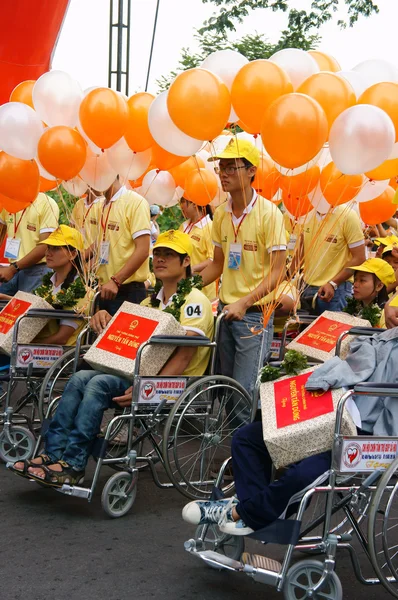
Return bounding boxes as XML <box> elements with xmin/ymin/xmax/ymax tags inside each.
<box><xmin>308</xmin><ymin>51</ymin><xmax>341</xmax><ymax>72</ymax></box>
<box><xmin>169</xmin><ymin>156</ymin><xmax>205</xmax><ymax>188</ymax></box>
<box><xmin>79</xmin><ymin>88</ymin><xmax>128</xmax><ymax>149</ymax></box>
<box><xmin>0</xmin><ymin>152</ymin><xmax>39</xmax><ymax>204</ymax></box>
<box><xmin>129</xmin><ymin>164</ymin><xmax>155</xmax><ymax>188</ymax></box>
<box><xmin>280</xmin><ymin>165</ymin><xmax>320</xmax><ymax>197</ymax></box>
<box><xmin>167</xmin><ymin>68</ymin><xmax>231</xmax><ymax>140</ymax></box>
<box><xmin>261</xmin><ymin>93</ymin><xmax>328</xmax><ymax>170</ymax></box>
<box><xmin>151</xmin><ymin>142</ymin><xmax>187</xmax><ymax>171</ymax></box>
<box><xmin>125</xmin><ymin>92</ymin><xmax>155</xmax><ymax>152</ymax></box>
<box><xmin>9</xmin><ymin>80</ymin><xmax>35</xmax><ymax>108</ymax></box>
<box><xmin>0</xmin><ymin>192</ymin><xmax>32</xmax><ymax>213</ymax></box>
<box><xmin>297</xmin><ymin>73</ymin><xmax>356</xmax><ymax>131</ymax></box>
<box><xmin>38</xmin><ymin>126</ymin><xmax>87</xmax><ymax>181</ymax></box>
<box><xmin>390</xmin><ymin>177</ymin><xmax>398</xmax><ymax>190</ymax></box>
<box><xmin>282</xmin><ymin>192</ymin><xmax>313</xmax><ymax>218</ymax></box>
<box><xmin>366</xmin><ymin>153</ymin><xmax>398</xmax><ymax>181</ymax></box>
<box><xmin>358</xmin><ymin>83</ymin><xmax>398</xmax><ymax>141</ymax></box>
<box><xmin>184</xmin><ymin>169</ymin><xmax>218</xmax><ymax>206</ymax></box>
<box><xmin>320</xmin><ymin>162</ymin><xmax>363</xmax><ymax>206</ymax></box>
<box><xmin>39</xmin><ymin>176</ymin><xmax>58</xmax><ymax>192</ymax></box>
<box><xmin>359</xmin><ymin>186</ymin><xmax>395</xmax><ymax>225</ymax></box>
<box><xmin>253</xmin><ymin>156</ymin><xmax>281</xmax><ymax>199</ymax></box>
<box><xmin>231</xmin><ymin>60</ymin><xmax>293</xmax><ymax>134</ymax></box>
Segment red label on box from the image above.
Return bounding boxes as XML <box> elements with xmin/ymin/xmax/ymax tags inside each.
<box><xmin>96</xmin><ymin>311</ymin><xmax>158</xmax><ymax>360</ymax></box>
<box><xmin>296</xmin><ymin>316</ymin><xmax>351</xmax><ymax>352</ymax></box>
<box><xmin>274</xmin><ymin>371</ymin><xmax>334</xmax><ymax>428</ymax></box>
<box><xmin>0</xmin><ymin>298</ymin><xmax>32</xmax><ymax>334</ymax></box>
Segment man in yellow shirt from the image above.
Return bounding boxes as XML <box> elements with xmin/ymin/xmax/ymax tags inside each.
<box><xmin>90</xmin><ymin>177</ymin><xmax>151</xmax><ymax>314</ymax></box>
<box><xmin>300</xmin><ymin>205</ymin><xmax>366</xmax><ymax>314</ymax></box>
<box><xmin>0</xmin><ymin>192</ymin><xmax>59</xmax><ymax>294</ymax></box>
<box><xmin>70</xmin><ymin>189</ymin><xmax>104</xmax><ymax>248</ymax></box>
<box><xmin>200</xmin><ymin>139</ymin><xmax>286</xmax><ymax>399</ymax></box>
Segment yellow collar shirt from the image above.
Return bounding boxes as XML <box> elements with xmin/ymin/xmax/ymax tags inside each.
<box><xmin>212</xmin><ymin>190</ymin><xmax>287</xmax><ymax>305</ymax></box>
<box><xmin>179</xmin><ymin>214</ymin><xmax>217</xmax><ymax>301</ymax></box>
<box><xmin>70</xmin><ymin>195</ymin><xmax>103</xmax><ymax>248</ymax></box>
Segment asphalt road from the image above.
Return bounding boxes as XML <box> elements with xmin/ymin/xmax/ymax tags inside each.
<box><xmin>0</xmin><ymin>459</ymin><xmax>394</xmax><ymax>600</ymax></box>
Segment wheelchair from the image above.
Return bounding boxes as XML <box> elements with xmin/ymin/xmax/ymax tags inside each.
<box><xmin>6</xmin><ymin>313</ymin><xmax>258</xmax><ymax>518</ymax></box>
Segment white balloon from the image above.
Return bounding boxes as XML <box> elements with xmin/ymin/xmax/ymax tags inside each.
<box><xmin>269</xmin><ymin>48</ymin><xmax>319</xmax><ymax>90</ymax></box>
<box><xmin>32</xmin><ymin>70</ymin><xmax>83</xmax><ymax>127</ymax></box>
<box><xmin>77</xmin><ymin>116</ymin><xmax>102</xmax><ymax>155</ymax></box>
<box><xmin>309</xmin><ymin>184</ymin><xmax>330</xmax><ymax>214</ymax></box>
<box><xmin>0</xmin><ymin>102</ymin><xmax>43</xmax><ymax>160</ymax></box>
<box><xmin>352</xmin><ymin>59</ymin><xmax>398</xmax><ymax>89</ymax></box>
<box><xmin>80</xmin><ymin>149</ymin><xmax>117</xmax><ymax>191</ymax></box>
<box><xmin>354</xmin><ymin>178</ymin><xmax>390</xmax><ymax>203</ymax></box>
<box><xmin>141</xmin><ymin>169</ymin><xmax>176</xmax><ymax>206</ymax></box>
<box><xmin>208</xmin><ymin>134</ymin><xmax>232</xmax><ymax>159</ymax></box>
<box><xmin>336</xmin><ymin>70</ymin><xmax>367</xmax><ymax>99</ymax></box>
<box><xmin>148</xmin><ymin>91</ymin><xmax>203</xmax><ymax>156</ymax></box>
<box><xmin>329</xmin><ymin>105</ymin><xmax>395</xmax><ymax>175</ymax></box>
<box><xmin>107</xmin><ymin>138</ymin><xmax>151</xmax><ymax>180</ymax></box>
<box><xmin>62</xmin><ymin>177</ymin><xmax>88</xmax><ymax>197</ymax></box>
<box><xmin>201</xmin><ymin>50</ymin><xmax>248</xmax><ymax>89</ymax></box>
<box><xmin>275</xmin><ymin>149</ymin><xmax>324</xmax><ymax>176</ymax></box>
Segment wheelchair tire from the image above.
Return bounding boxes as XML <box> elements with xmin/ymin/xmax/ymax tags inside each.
<box><xmin>283</xmin><ymin>559</ymin><xmax>342</xmax><ymax>600</ymax></box>
<box><xmin>101</xmin><ymin>471</ymin><xmax>137</xmax><ymax>518</ymax></box>
<box><xmin>194</xmin><ymin>524</ymin><xmax>244</xmax><ymax>562</ymax></box>
<box><xmin>0</xmin><ymin>426</ymin><xmax>35</xmax><ymax>463</ymax></box>
<box><xmin>162</xmin><ymin>375</ymin><xmax>253</xmax><ymax>500</ymax></box>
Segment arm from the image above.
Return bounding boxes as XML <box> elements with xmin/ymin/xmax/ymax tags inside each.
<box><xmin>101</xmin><ymin>234</ymin><xmax>150</xmax><ymax>300</ymax></box>
<box><xmin>192</xmin><ymin>258</ymin><xmax>212</xmax><ymax>274</ymax></box>
<box><xmin>223</xmin><ymin>250</ymin><xmax>287</xmax><ymax>321</ymax></box>
<box><xmin>318</xmin><ymin>244</ymin><xmax>366</xmax><ymax>302</ymax></box>
<box><xmin>200</xmin><ymin>245</ymin><xmax>224</xmax><ymax>286</ymax></box>
<box><xmin>37</xmin><ymin>324</ymin><xmax>75</xmax><ymax>345</ymax></box>
<box><xmin>0</xmin><ymin>232</ymin><xmax>51</xmax><ymax>283</ymax></box>
<box><xmin>274</xmin><ymin>293</ymin><xmax>295</xmax><ymax>317</ymax></box>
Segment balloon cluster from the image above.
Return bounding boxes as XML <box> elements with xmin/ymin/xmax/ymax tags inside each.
<box><xmin>0</xmin><ymin>49</ymin><xmax>398</xmax><ymax>224</ymax></box>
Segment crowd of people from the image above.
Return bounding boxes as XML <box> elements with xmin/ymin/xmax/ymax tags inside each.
<box><xmin>3</xmin><ymin>139</ymin><xmax>398</xmax><ymax>533</ymax></box>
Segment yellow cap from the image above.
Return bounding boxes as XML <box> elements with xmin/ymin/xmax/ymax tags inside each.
<box><xmin>208</xmin><ymin>138</ymin><xmax>260</xmax><ymax>168</ymax></box>
<box><xmin>351</xmin><ymin>258</ymin><xmax>396</xmax><ymax>287</ymax></box>
<box><xmin>382</xmin><ymin>245</ymin><xmax>396</xmax><ymax>255</ymax></box>
<box><xmin>153</xmin><ymin>230</ymin><xmax>193</xmax><ymax>257</ymax></box>
<box><xmin>39</xmin><ymin>225</ymin><xmax>84</xmax><ymax>251</ymax></box>
<box><xmin>373</xmin><ymin>235</ymin><xmax>398</xmax><ymax>247</ymax></box>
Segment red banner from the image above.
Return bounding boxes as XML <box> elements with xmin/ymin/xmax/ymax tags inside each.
<box><xmin>97</xmin><ymin>312</ymin><xmax>159</xmax><ymax>360</ymax></box>
<box><xmin>297</xmin><ymin>316</ymin><xmax>351</xmax><ymax>352</ymax></box>
<box><xmin>0</xmin><ymin>298</ymin><xmax>31</xmax><ymax>334</ymax></box>
<box><xmin>274</xmin><ymin>371</ymin><xmax>334</xmax><ymax>428</ymax></box>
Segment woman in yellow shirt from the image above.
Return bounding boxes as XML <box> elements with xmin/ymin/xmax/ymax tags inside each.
<box><xmin>179</xmin><ymin>198</ymin><xmax>217</xmax><ymax>301</ymax></box>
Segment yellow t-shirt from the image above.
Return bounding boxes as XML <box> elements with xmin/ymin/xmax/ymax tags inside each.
<box><xmin>303</xmin><ymin>206</ymin><xmax>364</xmax><ymax>287</ymax></box>
<box><xmin>70</xmin><ymin>196</ymin><xmax>102</xmax><ymax>248</ymax></box>
<box><xmin>140</xmin><ymin>287</ymin><xmax>214</xmax><ymax>376</ymax></box>
<box><xmin>263</xmin><ymin>281</ymin><xmax>300</xmax><ymax>333</ymax></box>
<box><xmin>91</xmin><ymin>189</ymin><xmax>151</xmax><ymax>285</ymax></box>
<box><xmin>212</xmin><ymin>192</ymin><xmax>286</xmax><ymax>305</ymax></box>
<box><xmin>0</xmin><ymin>193</ymin><xmax>59</xmax><ymax>263</ymax></box>
<box><xmin>179</xmin><ymin>215</ymin><xmax>217</xmax><ymax>301</ymax></box>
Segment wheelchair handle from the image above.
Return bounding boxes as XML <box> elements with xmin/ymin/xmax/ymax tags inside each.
<box><xmin>148</xmin><ymin>335</ymin><xmax>213</xmax><ymax>347</ymax></box>
<box><xmin>353</xmin><ymin>382</ymin><xmax>398</xmax><ymax>397</ymax></box>
<box><xmin>335</xmin><ymin>326</ymin><xmax>386</xmax><ymax>357</ymax></box>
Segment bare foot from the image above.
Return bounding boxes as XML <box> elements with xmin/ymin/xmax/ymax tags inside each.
<box><xmin>28</xmin><ymin>463</ymin><xmax>63</xmax><ymax>479</ymax></box>
<box><xmin>14</xmin><ymin>456</ymin><xmax>47</xmax><ymax>472</ymax></box>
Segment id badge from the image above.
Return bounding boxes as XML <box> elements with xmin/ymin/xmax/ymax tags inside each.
<box><xmin>228</xmin><ymin>242</ymin><xmax>242</xmax><ymax>270</ymax></box>
<box><xmin>4</xmin><ymin>237</ymin><xmax>21</xmax><ymax>260</ymax></box>
<box><xmin>99</xmin><ymin>241</ymin><xmax>110</xmax><ymax>265</ymax></box>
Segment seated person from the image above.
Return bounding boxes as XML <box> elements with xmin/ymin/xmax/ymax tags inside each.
<box><xmin>11</xmin><ymin>231</ymin><xmax>214</xmax><ymax>485</ymax></box>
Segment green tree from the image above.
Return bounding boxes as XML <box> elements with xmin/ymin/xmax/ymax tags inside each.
<box><xmin>47</xmin><ymin>187</ymin><xmax>78</xmax><ymax>225</ymax></box>
<box><xmin>158</xmin><ymin>205</ymin><xmax>184</xmax><ymax>232</ymax></box>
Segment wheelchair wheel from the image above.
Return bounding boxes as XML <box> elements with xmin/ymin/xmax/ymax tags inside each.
<box><xmin>194</xmin><ymin>524</ymin><xmax>244</xmax><ymax>562</ymax></box>
<box><xmin>368</xmin><ymin>457</ymin><xmax>398</xmax><ymax>598</ymax></box>
<box><xmin>38</xmin><ymin>345</ymin><xmax>90</xmax><ymax>421</ymax></box>
<box><xmin>101</xmin><ymin>471</ymin><xmax>137</xmax><ymax>518</ymax></box>
<box><xmin>162</xmin><ymin>375</ymin><xmax>253</xmax><ymax>500</ymax></box>
<box><xmin>0</xmin><ymin>426</ymin><xmax>35</xmax><ymax>463</ymax></box>
<box><xmin>283</xmin><ymin>559</ymin><xmax>342</xmax><ymax>600</ymax></box>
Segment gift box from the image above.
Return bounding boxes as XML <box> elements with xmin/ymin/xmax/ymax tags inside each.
<box><xmin>0</xmin><ymin>291</ymin><xmax>53</xmax><ymax>355</ymax></box>
<box><xmin>286</xmin><ymin>310</ymin><xmax>370</xmax><ymax>362</ymax></box>
<box><xmin>84</xmin><ymin>302</ymin><xmax>186</xmax><ymax>378</ymax></box>
<box><xmin>260</xmin><ymin>367</ymin><xmax>356</xmax><ymax>469</ymax></box>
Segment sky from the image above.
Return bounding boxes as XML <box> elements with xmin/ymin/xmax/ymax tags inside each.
<box><xmin>52</xmin><ymin>0</ymin><xmax>398</xmax><ymax>95</ymax></box>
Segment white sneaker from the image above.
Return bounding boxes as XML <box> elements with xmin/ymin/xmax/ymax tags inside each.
<box><xmin>182</xmin><ymin>497</ymin><xmax>237</xmax><ymax>526</ymax></box>
<box><xmin>219</xmin><ymin>516</ymin><xmax>253</xmax><ymax>536</ymax></box>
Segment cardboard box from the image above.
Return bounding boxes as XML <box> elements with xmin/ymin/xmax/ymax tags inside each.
<box><xmin>0</xmin><ymin>291</ymin><xmax>53</xmax><ymax>356</ymax></box>
<box><xmin>260</xmin><ymin>367</ymin><xmax>356</xmax><ymax>469</ymax></box>
<box><xmin>286</xmin><ymin>310</ymin><xmax>370</xmax><ymax>362</ymax></box>
<box><xmin>84</xmin><ymin>302</ymin><xmax>186</xmax><ymax>378</ymax></box>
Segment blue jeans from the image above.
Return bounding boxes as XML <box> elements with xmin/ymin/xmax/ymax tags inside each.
<box><xmin>302</xmin><ymin>282</ymin><xmax>353</xmax><ymax>316</ymax></box>
<box><xmin>0</xmin><ymin>264</ymin><xmax>51</xmax><ymax>295</ymax></box>
<box><xmin>44</xmin><ymin>370</ymin><xmax>130</xmax><ymax>470</ymax></box>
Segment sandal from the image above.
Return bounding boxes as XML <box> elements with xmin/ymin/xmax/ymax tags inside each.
<box><xmin>28</xmin><ymin>460</ymin><xmax>85</xmax><ymax>488</ymax></box>
<box><xmin>8</xmin><ymin>454</ymin><xmax>53</xmax><ymax>479</ymax></box>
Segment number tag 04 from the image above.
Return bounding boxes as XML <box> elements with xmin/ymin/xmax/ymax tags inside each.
<box><xmin>184</xmin><ymin>303</ymin><xmax>203</xmax><ymax>319</ymax></box>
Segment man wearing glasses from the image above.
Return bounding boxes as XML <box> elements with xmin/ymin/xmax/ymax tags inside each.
<box><xmin>200</xmin><ymin>139</ymin><xmax>286</xmax><ymax>406</ymax></box>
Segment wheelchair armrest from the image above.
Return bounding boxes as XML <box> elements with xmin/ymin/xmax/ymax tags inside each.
<box><xmin>22</xmin><ymin>309</ymin><xmax>87</xmax><ymax>320</ymax></box>
<box><xmin>148</xmin><ymin>335</ymin><xmax>213</xmax><ymax>347</ymax></box>
<box><xmin>354</xmin><ymin>382</ymin><xmax>398</xmax><ymax>397</ymax></box>
<box><xmin>348</xmin><ymin>327</ymin><xmax>386</xmax><ymax>336</ymax></box>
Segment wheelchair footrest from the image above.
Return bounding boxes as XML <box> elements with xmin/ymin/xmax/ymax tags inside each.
<box><xmin>195</xmin><ymin>550</ymin><xmax>245</xmax><ymax>572</ymax></box>
<box><xmin>241</xmin><ymin>552</ymin><xmax>281</xmax><ymax>573</ymax></box>
<box><xmin>56</xmin><ymin>484</ymin><xmax>90</xmax><ymax>499</ymax></box>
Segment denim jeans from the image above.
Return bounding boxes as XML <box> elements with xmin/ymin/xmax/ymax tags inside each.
<box><xmin>0</xmin><ymin>264</ymin><xmax>51</xmax><ymax>295</ymax></box>
<box><xmin>44</xmin><ymin>370</ymin><xmax>130</xmax><ymax>471</ymax></box>
<box><xmin>99</xmin><ymin>282</ymin><xmax>146</xmax><ymax>315</ymax></box>
<box><xmin>301</xmin><ymin>281</ymin><xmax>353</xmax><ymax>316</ymax></box>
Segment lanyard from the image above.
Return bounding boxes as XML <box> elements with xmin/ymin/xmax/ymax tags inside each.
<box><xmin>230</xmin><ymin>198</ymin><xmax>257</xmax><ymax>243</ymax></box>
<box><xmin>100</xmin><ymin>202</ymin><xmax>113</xmax><ymax>241</ymax></box>
<box><xmin>82</xmin><ymin>202</ymin><xmax>95</xmax><ymax>227</ymax></box>
<box><xmin>13</xmin><ymin>209</ymin><xmax>27</xmax><ymax>238</ymax></box>
<box><xmin>184</xmin><ymin>219</ymin><xmax>200</xmax><ymax>235</ymax></box>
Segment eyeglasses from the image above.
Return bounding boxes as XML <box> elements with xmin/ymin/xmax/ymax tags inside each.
<box><xmin>214</xmin><ymin>165</ymin><xmax>248</xmax><ymax>176</ymax></box>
